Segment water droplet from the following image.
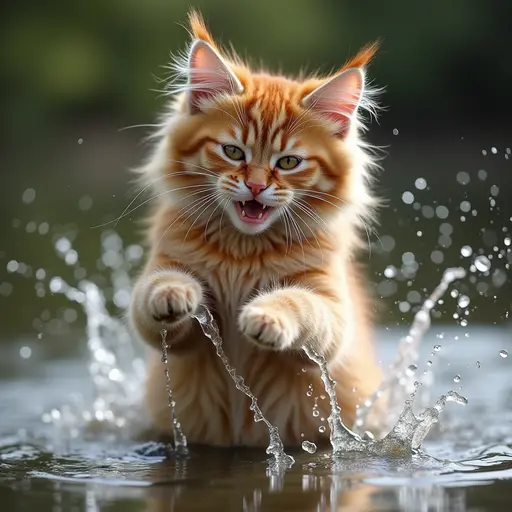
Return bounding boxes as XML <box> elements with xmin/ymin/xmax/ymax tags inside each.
<box><xmin>402</xmin><ymin>191</ymin><xmax>414</xmax><ymax>204</ymax></box>
<box><xmin>406</xmin><ymin>364</ymin><xmax>418</xmax><ymax>376</ymax></box>
<box><xmin>392</xmin><ymin>128</ymin><xmax>399</xmax><ymax>135</ymax></box>
<box><xmin>453</xmin><ymin>374</ymin><xmax>461</xmax><ymax>383</ymax></box>
<box><xmin>457</xmin><ymin>295</ymin><xmax>470</xmax><ymax>308</ymax></box>
<box><xmin>6</xmin><ymin>260</ymin><xmax>19</xmax><ymax>273</ymax></box>
<box><xmin>433</xmin><ymin>344</ymin><xmax>442</xmax><ymax>352</ymax></box>
<box><xmin>19</xmin><ymin>346</ymin><xmax>32</xmax><ymax>359</ymax></box>
<box><xmin>456</xmin><ymin>171</ymin><xmax>470</xmax><ymax>185</ymax></box>
<box><xmin>37</xmin><ymin>333</ymin><xmax>43</xmax><ymax>340</ymax></box>
<box><xmin>79</xmin><ymin>195</ymin><xmax>93</xmax><ymax>211</ymax></box>
<box><xmin>474</xmin><ymin>255</ymin><xmax>491</xmax><ymax>272</ymax></box>
<box><xmin>460</xmin><ymin>200</ymin><xmax>471</xmax><ymax>212</ymax></box>
<box><xmin>478</xmin><ymin>169</ymin><xmax>488</xmax><ymax>180</ymax></box>
<box><xmin>384</xmin><ymin>265</ymin><xmax>397</xmax><ymax>278</ymax></box>
<box><xmin>415</xmin><ymin>178</ymin><xmax>427</xmax><ymax>190</ymax></box>
<box><xmin>426</xmin><ymin>360</ymin><xmax>432</xmax><ymax>366</ymax></box>
<box><xmin>78</xmin><ymin>138</ymin><xmax>83</xmax><ymax>144</ymax></box>
<box><xmin>499</xmin><ymin>350</ymin><xmax>508</xmax><ymax>359</ymax></box>
<box><xmin>435</xmin><ymin>206</ymin><xmax>449</xmax><ymax>219</ymax></box>
<box><xmin>301</xmin><ymin>440</ymin><xmax>317</xmax><ymax>453</ymax></box>
<box><xmin>318</xmin><ymin>425</ymin><xmax>326</xmax><ymax>433</ymax></box>
<box><xmin>476</xmin><ymin>361</ymin><xmax>481</xmax><ymax>368</ymax></box>
<box><xmin>22</xmin><ymin>188</ymin><xmax>36</xmax><ymax>204</ymax></box>
<box><xmin>312</xmin><ymin>410</ymin><xmax>319</xmax><ymax>418</ymax></box>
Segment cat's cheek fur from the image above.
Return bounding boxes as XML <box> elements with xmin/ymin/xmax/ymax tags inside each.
<box><xmin>129</xmin><ymin>269</ymin><xmax>203</xmax><ymax>346</ymax></box>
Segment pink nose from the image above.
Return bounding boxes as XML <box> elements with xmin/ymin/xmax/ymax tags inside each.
<box><xmin>245</xmin><ymin>181</ymin><xmax>267</xmax><ymax>196</ymax></box>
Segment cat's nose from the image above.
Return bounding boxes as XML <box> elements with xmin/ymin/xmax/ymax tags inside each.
<box><xmin>245</xmin><ymin>180</ymin><xmax>267</xmax><ymax>196</ymax></box>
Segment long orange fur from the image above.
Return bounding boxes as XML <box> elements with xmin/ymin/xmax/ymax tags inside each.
<box><xmin>129</xmin><ymin>10</ymin><xmax>384</xmax><ymax>447</ymax></box>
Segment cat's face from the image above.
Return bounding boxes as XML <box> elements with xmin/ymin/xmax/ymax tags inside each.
<box><xmin>168</xmin><ymin>89</ymin><xmax>351</xmax><ymax>236</ymax></box>
<box><xmin>160</xmin><ymin>14</ymin><xmax>378</xmax><ymax>237</ymax></box>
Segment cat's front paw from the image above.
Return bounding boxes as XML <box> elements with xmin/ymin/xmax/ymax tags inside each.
<box><xmin>148</xmin><ymin>273</ymin><xmax>202</xmax><ymax>326</ymax></box>
<box><xmin>238</xmin><ymin>304</ymin><xmax>299</xmax><ymax>351</ymax></box>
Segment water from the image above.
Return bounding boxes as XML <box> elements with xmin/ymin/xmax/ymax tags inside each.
<box><xmin>160</xmin><ymin>330</ymin><xmax>188</xmax><ymax>454</ymax></box>
<box><xmin>193</xmin><ymin>306</ymin><xmax>295</xmax><ymax>469</ymax></box>
<box><xmin>2</xmin><ymin>323</ymin><xmax>512</xmax><ymax>511</ymax></box>
<box><xmin>1</xmin><ymin>183</ymin><xmax>512</xmax><ymax>509</ymax></box>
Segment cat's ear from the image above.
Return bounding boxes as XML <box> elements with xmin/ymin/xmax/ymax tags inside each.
<box><xmin>301</xmin><ymin>68</ymin><xmax>365</xmax><ymax>135</ymax></box>
<box><xmin>186</xmin><ymin>40</ymin><xmax>243</xmax><ymax>114</ymax></box>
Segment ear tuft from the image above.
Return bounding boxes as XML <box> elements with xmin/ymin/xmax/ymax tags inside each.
<box><xmin>187</xmin><ymin>9</ymin><xmax>219</xmax><ymax>50</ymax></box>
<box><xmin>339</xmin><ymin>40</ymin><xmax>380</xmax><ymax>72</ymax></box>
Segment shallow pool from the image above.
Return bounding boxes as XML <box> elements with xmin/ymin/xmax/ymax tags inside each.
<box><xmin>1</xmin><ymin>324</ymin><xmax>511</xmax><ymax>511</ymax></box>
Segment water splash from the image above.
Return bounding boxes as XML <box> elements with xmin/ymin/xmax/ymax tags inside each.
<box><xmin>301</xmin><ymin>345</ymin><xmax>467</xmax><ymax>457</ymax></box>
<box><xmin>184</xmin><ymin>271</ymin><xmax>469</xmax><ymax>459</ymax></box>
<box><xmin>302</xmin><ymin>346</ymin><xmax>366</xmax><ymax>454</ymax></box>
<box><xmin>37</xmin><ymin>233</ymin><xmax>147</xmax><ymax>437</ymax></box>
<box><xmin>21</xmin><ymin>231</ymin><xmax>470</xmax><ymax>461</ymax></box>
<box><xmin>160</xmin><ymin>330</ymin><xmax>188</xmax><ymax>454</ymax></box>
<box><xmin>356</xmin><ymin>267</ymin><xmax>467</xmax><ymax>432</ymax></box>
<box><xmin>45</xmin><ymin>277</ymin><xmax>145</xmax><ymax>435</ymax></box>
<box><xmin>192</xmin><ymin>306</ymin><xmax>294</xmax><ymax>468</ymax></box>
<box><xmin>301</xmin><ymin>440</ymin><xmax>317</xmax><ymax>454</ymax></box>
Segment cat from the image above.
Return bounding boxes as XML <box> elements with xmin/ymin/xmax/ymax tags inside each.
<box><xmin>129</xmin><ymin>9</ymin><xmax>384</xmax><ymax>447</ymax></box>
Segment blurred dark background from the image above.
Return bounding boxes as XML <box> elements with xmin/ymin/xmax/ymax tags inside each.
<box><xmin>1</xmin><ymin>0</ymin><xmax>511</xmax><ymax>342</ymax></box>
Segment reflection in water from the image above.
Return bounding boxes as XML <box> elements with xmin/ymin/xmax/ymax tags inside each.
<box><xmin>35</xmin><ymin>474</ymin><xmax>489</xmax><ymax>512</ymax></box>
<box><xmin>33</xmin><ymin>458</ymin><xmax>476</xmax><ymax>512</ymax></box>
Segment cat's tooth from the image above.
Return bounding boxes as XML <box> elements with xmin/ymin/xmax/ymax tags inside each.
<box><xmin>241</xmin><ymin>210</ymin><xmax>246</xmax><ymax>217</ymax></box>
<box><xmin>258</xmin><ymin>212</ymin><xmax>263</xmax><ymax>219</ymax></box>
<box><xmin>242</xmin><ymin>201</ymin><xmax>246</xmax><ymax>206</ymax></box>
<box><xmin>262</xmin><ymin>205</ymin><xmax>267</xmax><ymax>209</ymax></box>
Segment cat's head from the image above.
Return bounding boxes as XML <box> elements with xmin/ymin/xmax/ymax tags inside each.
<box><xmin>145</xmin><ymin>10</ymin><xmax>381</xmax><ymax>237</ymax></box>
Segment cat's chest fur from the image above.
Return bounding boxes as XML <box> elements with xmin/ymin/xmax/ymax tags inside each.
<box><xmin>163</xmin><ymin>225</ymin><xmax>325</xmax><ymax>346</ymax></box>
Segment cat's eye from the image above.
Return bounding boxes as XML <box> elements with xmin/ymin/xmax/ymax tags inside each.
<box><xmin>223</xmin><ymin>144</ymin><xmax>245</xmax><ymax>161</ymax></box>
<box><xmin>276</xmin><ymin>155</ymin><xmax>302</xmax><ymax>170</ymax></box>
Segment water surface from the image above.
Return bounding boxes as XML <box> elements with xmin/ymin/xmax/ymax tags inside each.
<box><xmin>1</xmin><ymin>326</ymin><xmax>511</xmax><ymax>511</ymax></box>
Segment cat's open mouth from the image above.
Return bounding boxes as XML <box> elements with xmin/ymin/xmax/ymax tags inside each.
<box><xmin>234</xmin><ymin>200</ymin><xmax>273</xmax><ymax>224</ymax></box>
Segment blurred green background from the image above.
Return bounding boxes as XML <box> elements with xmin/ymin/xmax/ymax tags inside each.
<box><xmin>1</xmin><ymin>0</ymin><xmax>511</xmax><ymax>342</ymax></box>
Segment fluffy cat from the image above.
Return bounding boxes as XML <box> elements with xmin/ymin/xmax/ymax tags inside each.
<box><xmin>129</xmin><ymin>10</ymin><xmax>384</xmax><ymax>447</ymax></box>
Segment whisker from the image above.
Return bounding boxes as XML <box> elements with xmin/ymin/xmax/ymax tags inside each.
<box><xmin>280</xmin><ymin>209</ymin><xmax>292</xmax><ymax>256</ymax></box>
<box><xmin>294</xmin><ymin>189</ymin><xmax>348</xmax><ymax>204</ymax></box>
<box><xmin>166</xmin><ymin>158</ymin><xmax>218</xmax><ymax>177</ymax></box>
<box><xmin>293</xmin><ymin>198</ymin><xmax>335</xmax><ymax>239</ymax></box>
<box><xmin>203</xmin><ymin>196</ymin><xmax>228</xmax><ymax>242</ymax></box>
<box><xmin>92</xmin><ymin>182</ymin><xmax>214</xmax><ymax>229</ymax></box>
<box><xmin>283</xmin><ymin>207</ymin><xmax>306</xmax><ymax>269</ymax></box>
<box><xmin>92</xmin><ymin>169</ymin><xmax>216</xmax><ymax>229</ymax></box>
<box><xmin>118</xmin><ymin>123</ymin><xmax>163</xmax><ymax>132</ymax></box>
<box><xmin>104</xmin><ymin>184</ymin><xmax>214</xmax><ymax>229</ymax></box>
<box><xmin>290</xmin><ymin>204</ymin><xmax>325</xmax><ymax>264</ymax></box>
<box><xmin>156</xmin><ymin>192</ymin><xmax>220</xmax><ymax>248</ymax></box>
<box><xmin>218</xmin><ymin>198</ymin><xmax>230</xmax><ymax>239</ymax></box>
<box><xmin>288</xmin><ymin>205</ymin><xmax>321</xmax><ymax>250</ymax></box>
<box><xmin>297</xmin><ymin>191</ymin><xmax>375</xmax><ymax>256</ymax></box>
<box><xmin>181</xmin><ymin>193</ymin><xmax>223</xmax><ymax>250</ymax></box>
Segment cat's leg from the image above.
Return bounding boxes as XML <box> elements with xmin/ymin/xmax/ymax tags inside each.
<box><xmin>238</xmin><ymin>275</ymin><xmax>347</xmax><ymax>359</ymax></box>
<box><xmin>129</xmin><ymin>251</ymin><xmax>204</xmax><ymax>352</ymax></box>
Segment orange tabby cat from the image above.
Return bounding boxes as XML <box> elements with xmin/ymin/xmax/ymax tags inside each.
<box><xmin>129</xmin><ymin>10</ymin><xmax>384</xmax><ymax>447</ymax></box>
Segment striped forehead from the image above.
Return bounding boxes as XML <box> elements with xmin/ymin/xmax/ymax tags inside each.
<box><xmin>242</xmin><ymin>99</ymin><xmax>294</xmax><ymax>155</ymax></box>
